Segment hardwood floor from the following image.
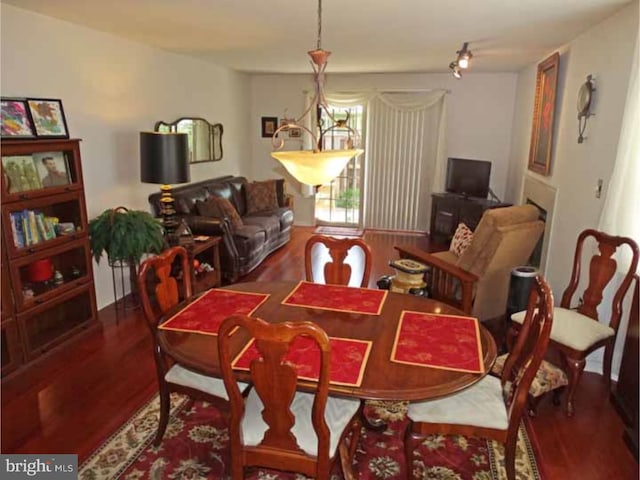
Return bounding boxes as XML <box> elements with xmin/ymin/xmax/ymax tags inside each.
<box><xmin>1</xmin><ymin>226</ymin><xmax>637</xmax><ymax>479</ymax></box>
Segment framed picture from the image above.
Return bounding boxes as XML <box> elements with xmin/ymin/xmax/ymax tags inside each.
<box><xmin>1</xmin><ymin>98</ymin><xmax>36</xmax><ymax>139</ymax></box>
<box><xmin>528</xmin><ymin>52</ymin><xmax>560</xmax><ymax>176</ymax></box>
<box><xmin>261</xmin><ymin>116</ymin><xmax>278</xmax><ymax>138</ymax></box>
<box><xmin>27</xmin><ymin>98</ymin><xmax>69</xmax><ymax>138</ymax></box>
<box><xmin>2</xmin><ymin>155</ymin><xmax>42</xmax><ymax>193</ymax></box>
<box><xmin>33</xmin><ymin>152</ymin><xmax>71</xmax><ymax>187</ymax></box>
<box><xmin>289</xmin><ymin>127</ymin><xmax>302</xmax><ymax>138</ymax></box>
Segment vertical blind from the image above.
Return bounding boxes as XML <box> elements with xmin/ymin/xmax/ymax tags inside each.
<box><xmin>363</xmin><ymin>92</ymin><xmax>446</xmax><ymax>231</ymax></box>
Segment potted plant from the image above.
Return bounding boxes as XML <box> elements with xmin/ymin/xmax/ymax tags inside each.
<box><xmin>89</xmin><ymin>206</ymin><xmax>166</xmax><ymax>289</ymax></box>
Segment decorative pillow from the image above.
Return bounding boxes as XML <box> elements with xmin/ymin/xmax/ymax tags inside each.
<box><xmin>216</xmin><ymin>197</ymin><xmax>244</xmax><ymax>229</ymax></box>
<box><xmin>196</xmin><ymin>197</ymin><xmax>243</xmax><ymax>230</ymax></box>
<box><xmin>449</xmin><ymin>223</ymin><xmax>474</xmax><ymax>257</ymax></box>
<box><xmin>195</xmin><ymin>198</ymin><xmax>221</xmax><ymax>218</ymax></box>
<box><xmin>245</xmin><ymin>180</ymin><xmax>279</xmax><ymax>214</ymax></box>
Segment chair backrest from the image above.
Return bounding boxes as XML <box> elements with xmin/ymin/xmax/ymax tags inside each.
<box><xmin>501</xmin><ymin>275</ymin><xmax>553</xmax><ymax>426</ymax></box>
<box><xmin>136</xmin><ymin>246</ymin><xmax>193</xmax><ymax>331</ymax></box>
<box><xmin>455</xmin><ymin>204</ymin><xmax>544</xmax><ymax>320</ymax></box>
<box><xmin>561</xmin><ymin>229</ymin><xmax>639</xmax><ymax>334</ymax></box>
<box><xmin>305</xmin><ymin>235</ymin><xmax>372</xmax><ymax>288</ymax></box>
<box><xmin>218</xmin><ymin>314</ymin><xmax>333</xmax><ymax>478</ymax></box>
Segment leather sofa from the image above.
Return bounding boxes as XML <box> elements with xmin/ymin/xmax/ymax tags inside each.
<box><xmin>148</xmin><ymin>175</ymin><xmax>294</xmax><ymax>283</ymax></box>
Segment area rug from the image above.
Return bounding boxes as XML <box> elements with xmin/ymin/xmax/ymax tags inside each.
<box><xmin>79</xmin><ymin>394</ymin><xmax>541</xmax><ymax>480</ymax></box>
<box><xmin>314</xmin><ymin>226</ymin><xmax>364</xmax><ymax>237</ymax></box>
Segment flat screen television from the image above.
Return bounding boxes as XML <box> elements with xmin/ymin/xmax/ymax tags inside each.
<box><xmin>445</xmin><ymin>158</ymin><xmax>492</xmax><ymax>199</ymax></box>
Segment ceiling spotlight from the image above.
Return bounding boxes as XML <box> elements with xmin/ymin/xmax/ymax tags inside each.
<box><xmin>449</xmin><ymin>61</ymin><xmax>462</xmax><ymax>79</ymax></box>
<box><xmin>457</xmin><ymin>42</ymin><xmax>472</xmax><ymax>69</ymax></box>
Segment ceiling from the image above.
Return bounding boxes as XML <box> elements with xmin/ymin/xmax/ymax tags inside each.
<box><xmin>3</xmin><ymin>0</ymin><xmax>633</xmax><ymax>74</ymax></box>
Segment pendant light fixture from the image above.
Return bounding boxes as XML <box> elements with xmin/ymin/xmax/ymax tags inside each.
<box><xmin>270</xmin><ymin>0</ymin><xmax>364</xmax><ymax>186</ymax></box>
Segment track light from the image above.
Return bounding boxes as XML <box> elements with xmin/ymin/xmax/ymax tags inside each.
<box><xmin>449</xmin><ymin>61</ymin><xmax>462</xmax><ymax>79</ymax></box>
<box><xmin>456</xmin><ymin>42</ymin><xmax>472</xmax><ymax>69</ymax></box>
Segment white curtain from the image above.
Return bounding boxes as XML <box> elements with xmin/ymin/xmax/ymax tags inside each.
<box><xmin>593</xmin><ymin>34</ymin><xmax>639</xmax><ymax>379</ymax></box>
<box><xmin>598</xmin><ymin>33</ymin><xmax>639</xmax><ymax>272</ymax></box>
<box><xmin>363</xmin><ymin>91</ymin><xmax>446</xmax><ymax>231</ymax></box>
<box><xmin>308</xmin><ymin>89</ymin><xmax>447</xmax><ymax>230</ymax></box>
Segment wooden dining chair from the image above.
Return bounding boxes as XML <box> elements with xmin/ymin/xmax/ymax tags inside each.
<box><xmin>305</xmin><ymin>234</ymin><xmax>373</xmax><ymax>287</ymax></box>
<box><xmin>218</xmin><ymin>314</ymin><xmax>363</xmax><ymax>479</ymax></box>
<box><xmin>405</xmin><ymin>275</ymin><xmax>554</xmax><ymax>480</ymax></box>
<box><xmin>509</xmin><ymin>229</ymin><xmax>639</xmax><ymax>416</ymax></box>
<box><xmin>137</xmin><ymin>246</ymin><xmax>236</xmax><ymax>446</ymax></box>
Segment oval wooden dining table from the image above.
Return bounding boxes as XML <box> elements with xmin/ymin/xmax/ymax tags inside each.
<box><xmin>157</xmin><ymin>281</ymin><xmax>497</xmax><ymax>402</ymax></box>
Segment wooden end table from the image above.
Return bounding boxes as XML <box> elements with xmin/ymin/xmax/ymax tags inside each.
<box><xmin>184</xmin><ymin>236</ymin><xmax>222</xmax><ymax>293</ymax></box>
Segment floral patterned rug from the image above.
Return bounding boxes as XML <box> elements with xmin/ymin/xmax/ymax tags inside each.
<box><xmin>79</xmin><ymin>394</ymin><xmax>541</xmax><ymax>480</ymax></box>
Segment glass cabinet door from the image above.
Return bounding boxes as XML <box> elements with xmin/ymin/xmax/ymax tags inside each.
<box><xmin>1</xmin><ymin>320</ymin><xmax>23</xmax><ymax>376</ymax></box>
<box><xmin>17</xmin><ymin>285</ymin><xmax>96</xmax><ymax>359</ymax></box>
<box><xmin>10</xmin><ymin>238</ymin><xmax>93</xmax><ymax>312</ymax></box>
<box><xmin>2</xmin><ymin>191</ymin><xmax>88</xmax><ymax>258</ymax></box>
<box><xmin>1</xmin><ymin>139</ymin><xmax>83</xmax><ymax>202</ymax></box>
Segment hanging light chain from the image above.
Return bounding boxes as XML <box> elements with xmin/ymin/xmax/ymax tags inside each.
<box><xmin>317</xmin><ymin>0</ymin><xmax>322</xmax><ymax>50</ymax></box>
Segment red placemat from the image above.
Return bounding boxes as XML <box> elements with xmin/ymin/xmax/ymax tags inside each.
<box><xmin>159</xmin><ymin>289</ymin><xmax>270</xmax><ymax>336</ymax></box>
<box><xmin>391</xmin><ymin>311</ymin><xmax>484</xmax><ymax>374</ymax></box>
<box><xmin>232</xmin><ymin>336</ymin><xmax>372</xmax><ymax>387</ymax></box>
<box><xmin>282</xmin><ymin>281</ymin><xmax>387</xmax><ymax>315</ymax></box>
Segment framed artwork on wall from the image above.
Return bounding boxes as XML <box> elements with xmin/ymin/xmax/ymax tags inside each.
<box><xmin>27</xmin><ymin>98</ymin><xmax>69</xmax><ymax>139</ymax></box>
<box><xmin>1</xmin><ymin>98</ymin><xmax>36</xmax><ymax>139</ymax></box>
<box><xmin>528</xmin><ymin>52</ymin><xmax>560</xmax><ymax>176</ymax></box>
<box><xmin>261</xmin><ymin>116</ymin><xmax>278</xmax><ymax>138</ymax></box>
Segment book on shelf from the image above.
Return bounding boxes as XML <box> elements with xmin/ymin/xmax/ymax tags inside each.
<box><xmin>10</xmin><ymin>209</ymin><xmax>60</xmax><ymax>248</ymax></box>
<box><xmin>9</xmin><ymin>212</ymin><xmax>24</xmax><ymax>248</ymax></box>
<box><xmin>27</xmin><ymin>210</ymin><xmax>41</xmax><ymax>244</ymax></box>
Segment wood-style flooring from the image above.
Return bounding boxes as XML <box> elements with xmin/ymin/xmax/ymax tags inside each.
<box><xmin>1</xmin><ymin>227</ymin><xmax>637</xmax><ymax>479</ymax></box>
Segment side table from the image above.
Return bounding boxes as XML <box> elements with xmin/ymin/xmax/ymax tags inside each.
<box><xmin>184</xmin><ymin>236</ymin><xmax>222</xmax><ymax>293</ymax></box>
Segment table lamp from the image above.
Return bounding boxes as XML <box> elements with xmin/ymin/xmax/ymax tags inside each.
<box><xmin>140</xmin><ymin>132</ymin><xmax>190</xmax><ymax>244</ymax></box>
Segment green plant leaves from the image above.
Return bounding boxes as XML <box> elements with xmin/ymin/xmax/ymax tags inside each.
<box><xmin>88</xmin><ymin>208</ymin><xmax>165</xmax><ymax>264</ymax></box>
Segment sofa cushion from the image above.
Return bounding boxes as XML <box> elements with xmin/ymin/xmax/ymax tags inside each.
<box><xmin>206</xmin><ymin>182</ymin><xmax>236</xmax><ymax>209</ymax></box>
<box><xmin>246</xmin><ymin>180</ymin><xmax>279</xmax><ymax>214</ymax></box>
<box><xmin>245</xmin><ymin>207</ymin><xmax>294</xmax><ymax>231</ymax></box>
<box><xmin>242</xmin><ymin>215</ymin><xmax>280</xmax><ymax>240</ymax></box>
<box><xmin>233</xmin><ymin>225</ymin><xmax>267</xmax><ymax>258</ymax></box>
<box><xmin>226</xmin><ymin>177</ymin><xmax>248</xmax><ymax>216</ymax></box>
<box><xmin>175</xmin><ymin>187</ymin><xmax>210</xmax><ymax>215</ymax></box>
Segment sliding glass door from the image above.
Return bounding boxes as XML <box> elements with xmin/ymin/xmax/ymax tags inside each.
<box><xmin>315</xmin><ymin>104</ymin><xmax>364</xmax><ymax>227</ymax></box>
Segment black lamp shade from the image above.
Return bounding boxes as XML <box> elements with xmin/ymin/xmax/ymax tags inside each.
<box><xmin>140</xmin><ymin>132</ymin><xmax>190</xmax><ymax>184</ymax></box>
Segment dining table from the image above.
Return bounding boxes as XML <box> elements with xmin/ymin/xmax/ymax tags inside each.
<box><xmin>157</xmin><ymin>281</ymin><xmax>497</xmax><ymax>402</ymax></box>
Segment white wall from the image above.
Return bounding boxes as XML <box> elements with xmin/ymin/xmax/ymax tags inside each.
<box><xmin>249</xmin><ymin>73</ymin><xmax>518</xmax><ymax>226</ymax></box>
<box><xmin>506</xmin><ymin>1</ymin><xmax>638</xmax><ymax>374</ymax></box>
<box><xmin>1</xmin><ymin>5</ymin><xmax>251</xmax><ymax>309</ymax></box>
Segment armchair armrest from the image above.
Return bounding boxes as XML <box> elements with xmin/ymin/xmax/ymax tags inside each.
<box><xmin>394</xmin><ymin>245</ymin><xmax>479</xmax><ymax>315</ymax></box>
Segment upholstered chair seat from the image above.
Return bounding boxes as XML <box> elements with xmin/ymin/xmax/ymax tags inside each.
<box><xmin>405</xmin><ymin>276</ymin><xmax>554</xmax><ymax>480</ymax></box>
<box><xmin>408</xmin><ymin>375</ymin><xmax>508</xmax><ymax>430</ymax></box>
<box><xmin>507</xmin><ymin>229</ymin><xmax>638</xmax><ymax>417</ymax></box>
<box><xmin>512</xmin><ymin>307</ymin><xmax>614</xmax><ymax>351</ymax></box>
<box><xmin>165</xmin><ymin>365</ymin><xmax>247</xmax><ymax>399</ymax></box>
<box><xmin>242</xmin><ymin>388</ymin><xmax>361</xmax><ymax>456</ymax></box>
<box><xmin>491</xmin><ymin>354</ymin><xmax>567</xmax><ymax>398</ymax></box>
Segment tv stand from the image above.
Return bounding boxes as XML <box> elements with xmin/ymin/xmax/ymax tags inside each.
<box><xmin>430</xmin><ymin>192</ymin><xmax>511</xmax><ymax>245</ymax></box>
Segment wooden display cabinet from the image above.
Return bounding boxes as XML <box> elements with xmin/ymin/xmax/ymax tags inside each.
<box><xmin>1</xmin><ymin>231</ymin><xmax>23</xmax><ymax>376</ymax></box>
<box><xmin>1</xmin><ymin>139</ymin><xmax>98</xmax><ymax>375</ymax></box>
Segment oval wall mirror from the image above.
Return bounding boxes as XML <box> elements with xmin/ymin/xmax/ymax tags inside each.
<box><xmin>155</xmin><ymin>117</ymin><xmax>223</xmax><ymax>163</ymax></box>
